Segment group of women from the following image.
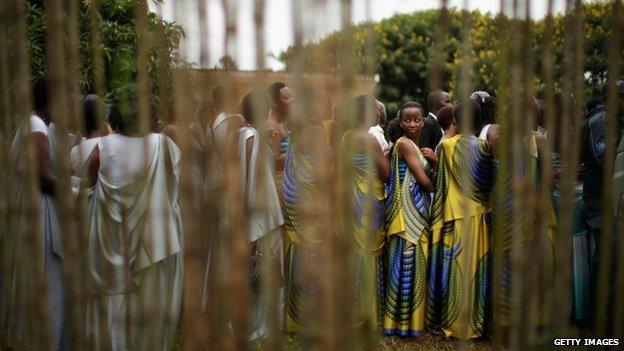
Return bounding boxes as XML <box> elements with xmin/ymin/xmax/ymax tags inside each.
<box><xmin>6</xmin><ymin>79</ymin><xmax>614</xmax><ymax>351</ymax></box>
<box><xmin>271</xmin><ymin>88</ymin><xmax>559</xmax><ymax>340</ymax></box>
<box><xmin>5</xmin><ymin>88</ymin><xmax>183</xmax><ymax>351</ymax></box>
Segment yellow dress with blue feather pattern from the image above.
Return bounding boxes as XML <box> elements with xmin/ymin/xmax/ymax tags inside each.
<box><xmin>338</xmin><ymin>131</ymin><xmax>387</xmax><ymax>327</ymax></box>
<box><xmin>383</xmin><ymin>137</ymin><xmax>431</xmax><ymax>336</ymax></box>
<box><xmin>427</xmin><ymin>134</ymin><xmax>495</xmax><ymax>339</ymax></box>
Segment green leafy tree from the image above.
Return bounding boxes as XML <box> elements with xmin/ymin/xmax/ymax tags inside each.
<box><xmin>280</xmin><ymin>3</ymin><xmax>624</xmax><ymax>113</ymax></box>
<box><xmin>25</xmin><ymin>0</ymin><xmax>183</xmax><ymax>100</ymax></box>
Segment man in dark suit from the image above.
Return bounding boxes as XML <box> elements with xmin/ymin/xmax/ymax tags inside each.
<box><xmin>419</xmin><ymin>90</ymin><xmax>450</xmax><ymax>149</ymax></box>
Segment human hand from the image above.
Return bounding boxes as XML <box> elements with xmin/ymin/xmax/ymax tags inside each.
<box><xmin>421</xmin><ymin>147</ymin><xmax>438</xmax><ymax>164</ymax></box>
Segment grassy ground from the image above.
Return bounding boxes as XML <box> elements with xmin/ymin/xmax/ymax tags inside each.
<box><xmin>251</xmin><ymin>333</ymin><xmax>494</xmax><ymax>351</ymax></box>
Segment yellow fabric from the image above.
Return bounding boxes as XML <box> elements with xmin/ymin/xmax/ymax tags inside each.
<box><xmin>382</xmin><ymin>137</ymin><xmax>431</xmax><ymax>336</ymax></box>
<box><xmin>494</xmin><ymin>133</ymin><xmax>557</xmax><ymax>327</ymax></box>
<box><xmin>434</xmin><ymin>215</ymin><xmax>490</xmax><ymax>339</ymax></box>
<box><xmin>385</xmin><ymin>137</ymin><xmax>430</xmax><ymax>239</ymax></box>
<box><xmin>322</xmin><ymin>119</ymin><xmax>338</xmax><ymax>146</ymax></box>
<box><xmin>352</xmin><ymin>165</ymin><xmax>386</xmax><ymax>256</ymax></box>
<box><xmin>430</xmin><ymin>135</ymin><xmax>491</xmax><ymax>339</ymax></box>
<box><xmin>336</xmin><ymin>132</ymin><xmax>386</xmax><ymax>329</ymax></box>
<box><xmin>382</xmin><ymin>235</ymin><xmax>430</xmax><ymax>335</ymax></box>
<box><xmin>433</xmin><ymin>135</ymin><xmax>491</xmax><ymax>228</ymax></box>
<box><xmin>283</xmin><ymin>146</ymin><xmax>330</xmax><ymax>333</ymax></box>
<box><xmin>283</xmin><ymin>235</ymin><xmax>302</xmax><ymax>333</ymax></box>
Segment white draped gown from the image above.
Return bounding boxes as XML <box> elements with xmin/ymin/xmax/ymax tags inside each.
<box><xmin>86</xmin><ymin>133</ymin><xmax>183</xmax><ymax>351</ymax></box>
<box><xmin>5</xmin><ymin>115</ymin><xmax>67</xmax><ymax>350</ymax></box>
<box><xmin>238</xmin><ymin>126</ymin><xmax>284</xmax><ymax>341</ymax></box>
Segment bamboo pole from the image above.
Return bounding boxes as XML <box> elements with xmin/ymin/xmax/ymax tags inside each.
<box><xmin>134</xmin><ymin>1</ymin><xmax>154</xmax><ymax>349</ymax></box>
<box><xmin>595</xmin><ymin>0</ymin><xmax>623</xmax><ymax>338</ymax></box>
<box><xmin>85</xmin><ymin>2</ymin><xmax>108</xmax><ymax>349</ymax></box>
<box><xmin>456</xmin><ymin>2</ymin><xmax>475</xmax><ymax>350</ymax></box>
<box><xmin>175</xmin><ymin>1</ymin><xmax>212</xmax><ymax>346</ymax></box>
<box><xmin>537</xmin><ymin>0</ymin><xmax>556</xmax><ymax>338</ymax></box>
<box><xmin>8</xmin><ymin>0</ymin><xmax>50</xmax><ymax>349</ymax></box>
<box><xmin>491</xmin><ymin>1</ymin><xmax>511</xmax><ymax>347</ymax></box>
<box><xmin>550</xmin><ymin>0</ymin><xmax>583</xmax><ymax>340</ymax></box>
<box><xmin>430</xmin><ymin>0</ymin><xmax>449</xmax><ymax>94</ymax></box>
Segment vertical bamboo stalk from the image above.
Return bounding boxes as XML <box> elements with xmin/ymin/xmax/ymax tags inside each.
<box><xmin>456</xmin><ymin>2</ymin><xmax>475</xmax><ymax>349</ymax></box>
<box><xmin>0</xmin><ymin>0</ymin><xmax>11</xmax><ymax>343</ymax></box>
<box><xmin>286</xmin><ymin>1</ymin><xmax>313</xmax><ymax>349</ymax></box>
<box><xmin>55</xmin><ymin>0</ymin><xmax>87</xmax><ymax>348</ymax></box>
<box><xmin>134</xmin><ymin>1</ymin><xmax>154</xmax><ymax>348</ymax></box>
<box><xmin>135</xmin><ymin>0</ymin><xmax>152</xmax><ymax>137</ymax></box>
<box><xmin>508</xmin><ymin>0</ymin><xmax>529</xmax><ymax>348</ymax></box>
<box><xmin>88</xmin><ymin>0</ymin><xmax>106</xmax><ymax>104</ymax></box>
<box><xmin>250</xmin><ymin>1</ymin><xmax>284</xmax><ymax>350</ymax></box>
<box><xmin>360</xmin><ymin>1</ymin><xmax>378</xmax><ymax>349</ymax></box>
<box><xmin>0</xmin><ymin>0</ymin><xmax>11</xmax><ymax>136</ymax></box>
<box><xmin>518</xmin><ymin>0</ymin><xmax>543</xmax><ymax>346</ymax></box>
<box><xmin>595</xmin><ymin>0</ymin><xmax>622</xmax><ymax>337</ymax></box>
<box><xmin>430</xmin><ymin>0</ymin><xmax>449</xmax><ymax>93</ymax></box>
<box><xmin>86</xmin><ymin>2</ymin><xmax>108</xmax><ymax>349</ymax></box>
<box><xmin>332</xmin><ymin>1</ymin><xmax>356</xmax><ymax>350</ymax></box>
<box><xmin>551</xmin><ymin>0</ymin><xmax>582</xmax><ymax>339</ymax></box>
<box><xmin>537</xmin><ymin>0</ymin><xmax>556</xmax><ymax>337</ymax></box>
<box><xmin>178</xmin><ymin>2</ymin><xmax>221</xmax><ymax>349</ymax></box>
<box><xmin>7</xmin><ymin>0</ymin><xmax>49</xmax><ymax>349</ymax></box>
<box><xmin>175</xmin><ymin>2</ymin><xmax>211</xmax><ymax>349</ymax></box>
<box><xmin>615</xmin><ymin>3</ymin><xmax>624</xmax><ymax>331</ymax></box>
<box><xmin>491</xmin><ymin>1</ymin><xmax>511</xmax><ymax>347</ymax></box>
<box><xmin>153</xmin><ymin>1</ymin><xmax>171</xmax><ymax>126</ymax></box>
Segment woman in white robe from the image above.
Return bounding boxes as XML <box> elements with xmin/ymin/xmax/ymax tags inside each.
<box><xmin>239</xmin><ymin>91</ymin><xmax>284</xmax><ymax>341</ymax></box>
<box><xmin>7</xmin><ymin>111</ymin><xmax>67</xmax><ymax>351</ymax></box>
<box><xmin>200</xmin><ymin>112</ymin><xmax>244</xmax><ymax>311</ymax></box>
<box><xmin>85</xmin><ymin>99</ymin><xmax>182</xmax><ymax>351</ymax></box>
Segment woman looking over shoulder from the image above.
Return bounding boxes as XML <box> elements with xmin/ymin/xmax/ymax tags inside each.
<box><xmin>383</xmin><ymin>102</ymin><xmax>437</xmax><ymax>336</ymax></box>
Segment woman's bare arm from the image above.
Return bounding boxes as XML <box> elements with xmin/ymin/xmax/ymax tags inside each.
<box><xmin>372</xmin><ymin>137</ymin><xmax>390</xmax><ymax>182</ymax></box>
<box><xmin>397</xmin><ymin>139</ymin><xmax>434</xmax><ymax>192</ymax></box>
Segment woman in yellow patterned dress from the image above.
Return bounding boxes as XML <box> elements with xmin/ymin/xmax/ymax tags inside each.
<box><xmin>489</xmin><ymin>120</ymin><xmax>557</xmax><ymax>330</ymax></box>
<box><xmin>338</xmin><ymin>95</ymin><xmax>390</xmax><ymax>327</ymax></box>
<box><xmin>282</xmin><ymin>88</ymin><xmax>334</xmax><ymax>333</ymax></box>
<box><xmin>383</xmin><ymin>102</ymin><xmax>438</xmax><ymax>336</ymax></box>
<box><xmin>427</xmin><ymin>100</ymin><xmax>496</xmax><ymax>339</ymax></box>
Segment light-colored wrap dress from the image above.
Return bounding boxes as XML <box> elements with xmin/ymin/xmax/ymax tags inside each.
<box><xmin>239</xmin><ymin>126</ymin><xmax>285</xmax><ymax>340</ymax></box>
<box><xmin>86</xmin><ymin>133</ymin><xmax>183</xmax><ymax>351</ymax></box>
<box><xmin>5</xmin><ymin>115</ymin><xmax>67</xmax><ymax>350</ymax></box>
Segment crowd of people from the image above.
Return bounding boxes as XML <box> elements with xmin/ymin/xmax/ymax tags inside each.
<box><xmin>2</xmin><ymin>78</ymin><xmax>624</xmax><ymax>350</ymax></box>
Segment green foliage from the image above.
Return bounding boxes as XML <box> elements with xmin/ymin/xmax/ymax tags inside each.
<box><xmin>279</xmin><ymin>2</ymin><xmax>624</xmax><ymax>113</ymax></box>
<box><xmin>26</xmin><ymin>0</ymin><xmax>183</xmax><ymax>100</ymax></box>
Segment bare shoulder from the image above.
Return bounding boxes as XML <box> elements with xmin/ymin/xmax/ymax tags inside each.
<box><xmin>368</xmin><ymin>133</ymin><xmax>382</xmax><ymax>152</ymax></box>
<box><xmin>396</xmin><ymin>137</ymin><xmax>416</xmax><ymax>155</ymax></box>
<box><xmin>534</xmin><ymin>131</ymin><xmax>547</xmax><ymax>153</ymax></box>
<box><xmin>534</xmin><ymin>131</ymin><xmax>546</xmax><ymax>144</ymax></box>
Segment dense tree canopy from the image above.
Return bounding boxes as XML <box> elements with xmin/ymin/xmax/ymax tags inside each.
<box><xmin>25</xmin><ymin>0</ymin><xmax>183</xmax><ymax>100</ymax></box>
<box><xmin>279</xmin><ymin>2</ymin><xmax>624</xmax><ymax>114</ymax></box>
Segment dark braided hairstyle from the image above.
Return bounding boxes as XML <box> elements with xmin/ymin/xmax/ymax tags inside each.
<box><xmin>453</xmin><ymin>99</ymin><xmax>482</xmax><ymax>135</ymax></box>
<box><xmin>386</xmin><ymin>101</ymin><xmax>426</xmax><ymax>149</ymax></box>
<box><xmin>397</xmin><ymin>101</ymin><xmax>425</xmax><ymax>121</ymax></box>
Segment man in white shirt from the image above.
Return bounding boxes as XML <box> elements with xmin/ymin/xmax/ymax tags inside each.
<box><xmin>368</xmin><ymin>99</ymin><xmax>390</xmax><ymax>155</ymax></box>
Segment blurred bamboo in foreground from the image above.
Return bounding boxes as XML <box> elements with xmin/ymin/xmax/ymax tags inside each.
<box><xmin>0</xmin><ymin>1</ymin><xmax>623</xmax><ymax>351</ymax></box>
